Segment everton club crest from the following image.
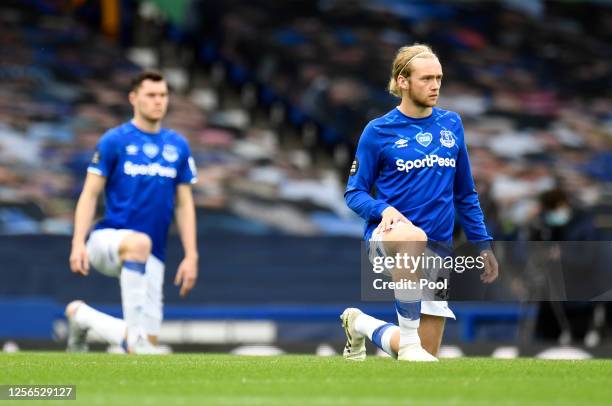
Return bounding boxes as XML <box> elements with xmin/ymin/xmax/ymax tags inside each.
<box><xmin>439</xmin><ymin>130</ymin><xmax>455</xmax><ymax>148</ymax></box>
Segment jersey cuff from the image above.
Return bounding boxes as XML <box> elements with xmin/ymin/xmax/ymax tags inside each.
<box><xmin>178</xmin><ymin>178</ymin><xmax>197</xmax><ymax>185</ymax></box>
<box><xmin>473</xmin><ymin>240</ymin><xmax>492</xmax><ymax>252</ymax></box>
<box><xmin>372</xmin><ymin>201</ymin><xmax>390</xmax><ymax>220</ymax></box>
<box><xmin>87</xmin><ymin>167</ymin><xmax>104</xmax><ymax>176</ymax></box>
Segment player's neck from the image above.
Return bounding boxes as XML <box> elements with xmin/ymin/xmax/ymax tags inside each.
<box><xmin>131</xmin><ymin>116</ymin><xmax>161</xmax><ymax>134</ymax></box>
<box><xmin>397</xmin><ymin>99</ymin><xmax>432</xmax><ymax>119</ymax></box>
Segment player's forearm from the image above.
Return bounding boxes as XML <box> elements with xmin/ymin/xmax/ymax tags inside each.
<box><xmin>454</xmin><ymin>141</ymin><xmax>491</xmax><ymax>243</ymax></box>
<box><xmin>460</xmin><ymin>216</ymin><xmax>491</xmax><ymax>243</ymax></box>
<box><xmin>72</xmin><ymin>193</ymin><xmax>97</xmax><ymax>245</ymax></box>
<box><xmin>175</xmin><ymin>203</ymin><xmax>198</xmax><ymax>260</ymax></box>
<box><xmin>455</xmin><ymin>194</ymin><xmax>492</xmax><ymax>243</ymax></box>
<box><xmin>345</xmin><ymin>189</ymin><xmax>390</xmax><ymax>222</ymax></box>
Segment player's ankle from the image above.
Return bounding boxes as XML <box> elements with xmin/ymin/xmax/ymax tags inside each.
<box><xmin>399</xmin><ymin>329</ymin><xmax>421</xmax><ymax>348</ymax></box>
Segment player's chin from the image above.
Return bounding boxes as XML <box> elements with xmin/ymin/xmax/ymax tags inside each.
<box><xmin>146</xmin><ymin>111</ymin><xmax>165</xmax><ymax>121</ymax></box>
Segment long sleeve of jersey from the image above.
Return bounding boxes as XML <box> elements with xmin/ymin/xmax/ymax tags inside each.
<box><xmin>453</xmin><ymin>122</ymin><xmax>492</xmax><ymax>244</ymax></box>
<box><xmin>88</xmin><ymin>130</ymin><xmax>118</xmax><ymax>178</ymax></box>
<box><xmin>344</xmin><ymin>123</ymin><xmax>390</xmax><ymax>222</ymax></box>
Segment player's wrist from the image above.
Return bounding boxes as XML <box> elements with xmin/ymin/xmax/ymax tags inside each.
<box><xmin>381</xmin><ymin>205</ymin><xmax>394</xmax><ymax>216</ymax></box>
<box><xmin>184</xmin><ymin>252</ymin><xmax>199</xmax><ymax>261</ymax></box>
<box><xmin>71</xmin><ymin>238</ymin><xmax>86</xmax><ymax>247</ymax></box>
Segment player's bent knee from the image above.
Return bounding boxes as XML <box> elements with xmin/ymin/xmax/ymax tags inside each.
<box><xmin>400</xmin><ymin>225</ymin><xmax>427</xmax><ymax>242</ymax></box>
<box><xmin>384</xmin><ymin>225</ymin><xmax>428</xmax><ymax>256</ymax></box>
<box><xmin>124</xmin><ymin>233</ymin><xmax>152</xmax><ymax>254</ymax></box>
<box><xmin>119</xmin><ymin>232</ymin><xmax>152</xmax><ymax>262</ymax></box>
<box><xmin>384</xmin><ymin>223</ymin><xmax>428</xmax><ymax>242</ymax></box>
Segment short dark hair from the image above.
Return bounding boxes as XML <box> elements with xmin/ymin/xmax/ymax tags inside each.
<box><xmin>540</xmin><ymin>188</ymin><xmax>569</xmax><ymax>210</ymax></box>
<box><xmin>130</xmin><ymin>69</ymin><xmax>165</xmax><ymax>91</ymax></box>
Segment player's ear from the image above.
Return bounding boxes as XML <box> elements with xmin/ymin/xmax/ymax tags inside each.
<box><xmin>128</xmin><ymin>91</ymin><xmax>136</xmax><ymax>106</ymax></box>
<box><xmin>398</xmin><ymin>75</ymin><xmax>409</xmax><ymax>91</ymax></box>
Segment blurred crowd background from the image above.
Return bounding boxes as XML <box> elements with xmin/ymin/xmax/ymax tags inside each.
<box><xmin>1</xmin><ymin>0</ymin><xmax>610</xmax><ymax>241</ymax></box>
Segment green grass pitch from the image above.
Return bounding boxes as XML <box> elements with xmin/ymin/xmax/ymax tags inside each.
<box><xmin>2</xmin><ymin>352</ymin><xmax>612</xmax><ymax>405</ymax></box>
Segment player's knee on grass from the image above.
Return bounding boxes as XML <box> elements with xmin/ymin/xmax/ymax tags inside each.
<box><xmin>119</xmin><ymin>232</ymin><xmax>152</xmax><ymax>263</ymax></box>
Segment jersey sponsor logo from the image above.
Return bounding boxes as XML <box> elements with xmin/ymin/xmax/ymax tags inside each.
<box><xmin>440</xmin><ymin>130</ymin><xmax>455</xmax><ymax>148</ymax></box>
<box><xmin>123</xmin><ymin>161</ymin><xmax>177</xmax><ymax>178</ymax></box>
<box><xmin>395</xmin><ymin>154</ymin><xmax>456</xmax><ymax>173</ymax></box>
<box><xmin>143</xmin><ymin>143</ymin><xmax>159</xmax><ymax>158</ymax></box>
<box><xmin>394</xmin><ymin>138</ymin><xmax>409</xmax><ymax>149</ymax></box>
<box><xmin>91</xmin><ymin>150</ymin><xmax>100</xmax><ymax>164</ymax></box>
<box><xmin>349</xmin><ymin>158</ymin><xmax>359</xmax><ymax>176</ymax></box>
<box><xmin>415</xmin><ymin>132</ymin><xmax>433</xmax><ymax>147</ymax></box>
<box><xmin>162</xmin><ymin>144</ymin><xmax>179</xmax><ymax>162</ymax></box>
<box><xmin>126</xmin><ymin>144</ymin><xmax>139</xmax><ymax>155</ymax></box>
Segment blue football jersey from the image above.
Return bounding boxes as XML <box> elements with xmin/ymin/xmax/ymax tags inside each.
<box><xmin>88</xmin><ymin>121</ymin><xmax>197</xmax><ymax>261</ymax></box>
<box><xmin>345</xmin><ymin>107</ymin><xmax>491</xmax><ymax>244</ymax></box>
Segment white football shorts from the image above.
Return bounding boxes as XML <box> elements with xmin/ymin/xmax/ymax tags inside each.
<box><xmin>86</xmin><ymin>228</ymin><xmax>165</xmax><ymax>335</ymax></box>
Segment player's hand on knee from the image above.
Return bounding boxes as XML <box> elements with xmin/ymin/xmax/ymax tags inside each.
<box><xmin>175</xmin><ymin>257</ymin><xmax>198</xmax><ymax>297</ymax></box>
<box><xmin>480</xmin><ymin>249</ymin><xmax>498</xmax><ymax>283</ymax></box>
<box><xmin>69</xmin><ymin>242</ymin><xmax>89</xmax><ymax>276</ymax></box>
<box><xmin>379</xmin><ymin>206</ymin><xmax>411</xmax><ymax>232</ymax></box>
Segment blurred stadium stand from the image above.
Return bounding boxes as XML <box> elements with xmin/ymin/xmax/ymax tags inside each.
<box><xmin>0</xmin><ymin>235</ymin><xmax>537</xmax><ymax>350</ymax></box>
<box><xmin>0</xmin><ymin>0</ymin><xmax>611</xmax><ymax>352</ymax></box>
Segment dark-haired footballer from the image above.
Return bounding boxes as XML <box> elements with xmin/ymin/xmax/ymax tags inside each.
<box><xmin>66</xmin><ymin>70</ymin><xmax>199</xmax><ymax>354</ymax></box>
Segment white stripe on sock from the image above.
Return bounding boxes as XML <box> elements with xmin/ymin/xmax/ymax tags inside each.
<box><xmin>354</xmin><ymin>313</ymin><xmax>387</xmax><ymax>340</ymax></box>
<box><xmin>381</xmin><ymin>325</ymin><xmax>399</xmax><ymax>358</ymax></box>
<box><xmin>397</xmin><ymin>312</ymin><xmax>421</xmax><ymax>347</ymax></box>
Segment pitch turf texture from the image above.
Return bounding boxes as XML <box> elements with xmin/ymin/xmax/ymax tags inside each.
<box><xmin>2</xmin><ymin>353</ymin><xmax>612</xmax><ymax>405</ymax></box>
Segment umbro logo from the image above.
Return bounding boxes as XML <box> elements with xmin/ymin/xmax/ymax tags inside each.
<box><xmin>126</xmin><ymin>144</ymin><xmax>139</xmax><ymax>155</ymax></box>
<box><xmin>394</xmin><ymin>138</ymin><xmax>409</xmax><ymax>148</ymax></box>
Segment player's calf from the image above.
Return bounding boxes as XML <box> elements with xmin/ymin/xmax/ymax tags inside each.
<box><xmin>380</xmin><ymin>223</ymin><xmax>433</xmax><ymax>360</ymax></box>
<box><xmin>418</xmin><ymin>314</ymin><xmax>445</xmax><ymax>356</ymax></box>
<box><xmin>118</xmin><ymin>232</ymin><xmax>152</xmax><ymax>348</ymax></box>
<box><xmin>65</xmin><ymin>300</ymin><xmax>127</xmax><ymax>352</ymax></box>
<box><xmin>143</xmin><ymin>255</ymin><xmax>164</xmax><ymax>347</ymax></box>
